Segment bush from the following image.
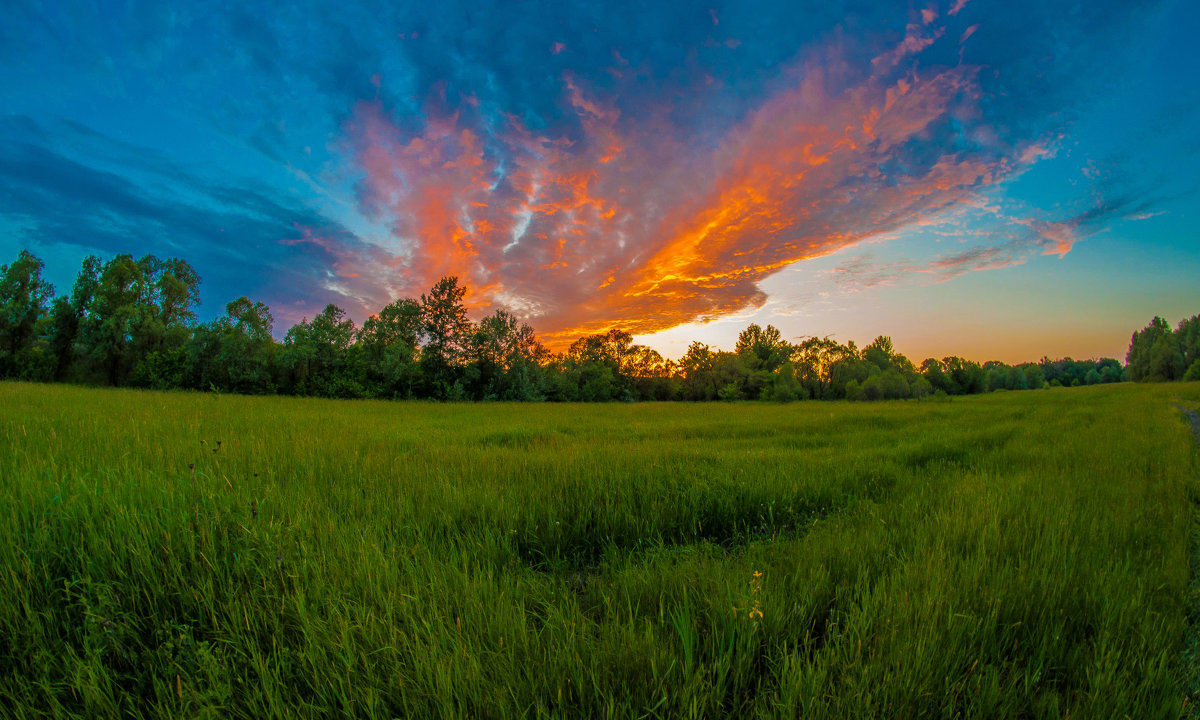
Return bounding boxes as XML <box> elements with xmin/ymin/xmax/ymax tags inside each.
<box><xmin>718</xmin><ymin>382</ymin><xmax>741</xmax><ymax>401</ymax></box>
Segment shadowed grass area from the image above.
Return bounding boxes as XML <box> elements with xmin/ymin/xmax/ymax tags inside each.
<box><xmin>1</xmin><ymin>382</ymin><xmax>1199</xmax><ymax>718</ymax></box>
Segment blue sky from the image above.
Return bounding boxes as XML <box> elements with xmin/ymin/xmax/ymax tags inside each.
<box><xmin>2</xmin><ymin>0</ymin><xmax>1197</xmax><ymax>362</ymax></box>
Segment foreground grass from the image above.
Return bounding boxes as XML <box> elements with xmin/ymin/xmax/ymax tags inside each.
<box><xmin>2</xmin><ymin>382</ymin><xmax>1199</xmax><ymax>719</ymax></box>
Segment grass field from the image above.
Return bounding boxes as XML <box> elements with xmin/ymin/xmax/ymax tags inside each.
<box><xmin>2</xmin><ymin>382</ymin><xmax>1200</xmax><ymax>719</ymax></box>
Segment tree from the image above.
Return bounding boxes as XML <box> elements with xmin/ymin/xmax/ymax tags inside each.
<box><xmin>1176</xmin><ymin>315</ymin><xmax>1200</xmax><ymax>369</ymax></box>
<box><xmin>72</xmin><ymin>253</ymin><xmax>200</xmax><ymax>387</ymax></box>
<box><xmin>922</xmin><ymin>358</ymin><xmax>954</xmax><ymax>395</ymax></box>
<box><xmin>419</xmin><ymin>277</ymin><xmax>472</xmax><ymax>398</ymax></box>
<box><xmin>188</xmin><ymin>297</ymin><xmax>277</xmax><ymax>394</ymax></box>
<box><xmin>1126</xmin><ymin>316</ymin><xmax>1184</xmax><ymax>382</ymax></box>
<box><xmin>279</xmin><ymin>304</ymin><xmax>363</xmax><ymax>397</ymax></box>
<box><xmin>877</xmin><ymin>368</ymin><xmax>910</xmax><ymax>399</ymax></box>
<box><xmin>466</xmin><ymin>309</ymin><xmax>546</xmax><ymax>400</ymax></box>
<box><xmin>1148</xmin><ymin>335</ymin><xmax>1185</xmax><ymax>382</ymax></box>
<box><xmin>558</xmin><ymin>329</ymin><xmax>640</xmax><ymax>401</ymax></box>
<box><xmin>359</xmin><ymin>298</ymin><xmax>422</xmax><ymax>398</ymax></box>
<box><xmin>625</xmin><ymin>344</ymin><xmax>674</xmax><ymax>400</ymax></box>
<box><xmin>763</xmin><ymin>361</ymin><xmax>802</xmax><ymax>402</ymax></box>
<box><xmin>735</xmin><ymin>324</ymin><xmax>789</xmax><ymax>372</ymax></box>
<box><xmin>942</xmin><ymin>356</ymin><xmax>986</xmax><ymax>395</ymax></box>
<box><xmin>1004</xmin><ymin>365</ymin><xmax>1027</xmax><ymax>391</ymax></box>
<box><xmin>985</xmin><ymin>364</ymin><xmax>1006</xmax><ymax>393</ymax></box>
<box><xmin>153</xmin><ymin>257</ymin><xmax>202</xmax><ymax>329</ymax></box>
<box><xmin>77</xmin><ymin>254</ymin><xmax>142</xmax><ymax>385</ymax></box>
<box><xmin>1096</xmin><ymin>358</ymin><xmax>1124</xmax><ymax>384</ymax></box>
<box><xmin>47</xmin><ymin>296</ymin><xmax>77</xmax><ymax>381</ymax></box>
<box><xmin>826</xmin><ymin>342</ymin><xmax>871</xmax><ymax>399</ymax></box>
<box><xmin>792</xmin><ymin>336</ymin><xmax>856</xmax><ymax>399</ymax></box>
<box><xmin>679</xmin><ymin>342</ymin><xmax>718</xmax><ymax>400</ymax></box>
<box><xmin>717</xmin><ymin>381</ymin><xmax>741</xmax><ymax>401</ymax></box>
<box><xmin>910</xmin><ymin>374</ymin><xmax>933</xmax><ymax>398</ymax></box>
<box><xmin>711</xmin><ymin>351</ymin><xmax>752</xmax><ymax>400</ymax></box>
<box><xmin>126</xmin><ymin>256</ymin><xmax>201</xmax><ymax>388</ymax></box>
<box><xmin>45</xmin><ymin>255</ymin><xmax>101</xmax><ymax>381</ymax></box>
<box><xmin>733</xmin><ymin>323</ymin><xmax>790</xmax><ymax>399</ymax></box>
<box><xmin>863</xmin><ymin>336</ymin><xmax>896</xmax><ymax>372</ymax></box>
<box><xmin>0</xmin><ymin>250</ymin><xmax>55</xmax><ymax>378</ymax></box>
<box><xmin>1022</xmin><ymin>363</ymin><xmax>1045</xmax><ymax>390</ymax></box>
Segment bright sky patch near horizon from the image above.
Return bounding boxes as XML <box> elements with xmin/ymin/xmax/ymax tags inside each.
<box><xmin>2</xmin><ymin>0</ymin><xmax>1197</xmax><ymax>364</ymax></box>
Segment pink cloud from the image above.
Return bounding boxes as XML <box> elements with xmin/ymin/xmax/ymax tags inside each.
<box><xmin>1035</xmin><ymin>219</ymin><xmax>1080</xmax><ymax>257</ymax></box>
<box><xmin>871</xmin><ymin>23</ymin><xmax>944</xmax><ymax>72</ymax></box>
<box><xmin>336</xmin><ymin>14</ymin><xmax>1057</xmax><ymax>348</ymax></box>
<box><xmin>925</xmin><ymin>243</ymin><xmax>1026</xmax><ymax>276</ymax></box>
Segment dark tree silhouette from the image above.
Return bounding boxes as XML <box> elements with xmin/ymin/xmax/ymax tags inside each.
<box><xmin>3</xmin><ymin>248</ymin><xmax>1174</xmax><ymax>402</ymax></box>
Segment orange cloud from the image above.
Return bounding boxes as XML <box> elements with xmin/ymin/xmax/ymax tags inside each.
<box><xmin>1036</xmin><ymin>219</ymin><xmax>1079</xmax><ymax>257</ymax></box>
<box><xmin>341</xmin><ymin>16</ymin><xmax>1050</xmax><ymax>350</ymax></box>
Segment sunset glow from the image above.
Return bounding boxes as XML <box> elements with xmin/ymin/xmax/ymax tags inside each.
<box><xmin>2</xmin><ymin>0</ymin><xmax>1197</xmax><ymax>362</ymax></box>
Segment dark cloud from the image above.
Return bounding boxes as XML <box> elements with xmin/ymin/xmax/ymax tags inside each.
<box><xmin>0</xmin><ymin>117</ymin><xmax>375</xmax><ymax>326</ymax></box>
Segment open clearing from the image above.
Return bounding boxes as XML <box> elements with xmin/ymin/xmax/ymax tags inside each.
<box><xmin>2</xmin><ymin>382</ymin><xmax>1200</xmax><ymax>718</ymax></box>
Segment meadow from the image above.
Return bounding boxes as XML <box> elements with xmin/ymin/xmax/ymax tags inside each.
<box><xmin>2</xmin><ymin>382</ymin><xmax>1200</xmax><ymax>719</ymax></box>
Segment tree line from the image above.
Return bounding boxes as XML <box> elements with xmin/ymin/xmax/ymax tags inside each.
<box><xmin>0</xmin><ymin>249</ymin><xmax>1191</xmax><ymax>402</ymax></box>
<box><xmin>1125</xmin><ymin>315</ymin><xmax>1200</xmax><ymax>382</ymax></box>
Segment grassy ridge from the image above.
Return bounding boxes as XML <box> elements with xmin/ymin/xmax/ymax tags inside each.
<box><xmin>2</xmin><ymin>382</ymin><xmax>1199</xmax><ymax>718</ymax></box>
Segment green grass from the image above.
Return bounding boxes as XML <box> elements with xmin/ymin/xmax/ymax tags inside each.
<box><xmin>2</xmin><ymin>382</ymin><xmax>1199</xmax><ymax>719</ymax></box>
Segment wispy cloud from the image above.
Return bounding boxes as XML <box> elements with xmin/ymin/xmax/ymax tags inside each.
<box><xmin>0</xmin><ymin>117</ymin><xmax>372</xmax><ymax>326</ymax></box>
<box><xmin>827</xmin><ymin>238</ymin><xmax>1028</xmax><ymax>292</ymax></box>
<box><xmin>339</xmin><ymin>12</ymin><xmax>1057</xmax><ymax>347</ymax></box>
<box><xmin>825</xmin><ymin>176</ymin><xmax>1159</xmax><ymax>291</ymax></box>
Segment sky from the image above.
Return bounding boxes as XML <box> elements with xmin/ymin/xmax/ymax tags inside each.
<box><xmin>1</xmin><ymin>0</ymin><xmax>1197</xmax><ymax>364</ymax></box>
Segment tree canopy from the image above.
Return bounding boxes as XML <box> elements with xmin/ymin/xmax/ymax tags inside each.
<box><xmin>0</xmin><ymin>249</ymin><xmax>1168</xmax><ymax>402</ymax></box>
